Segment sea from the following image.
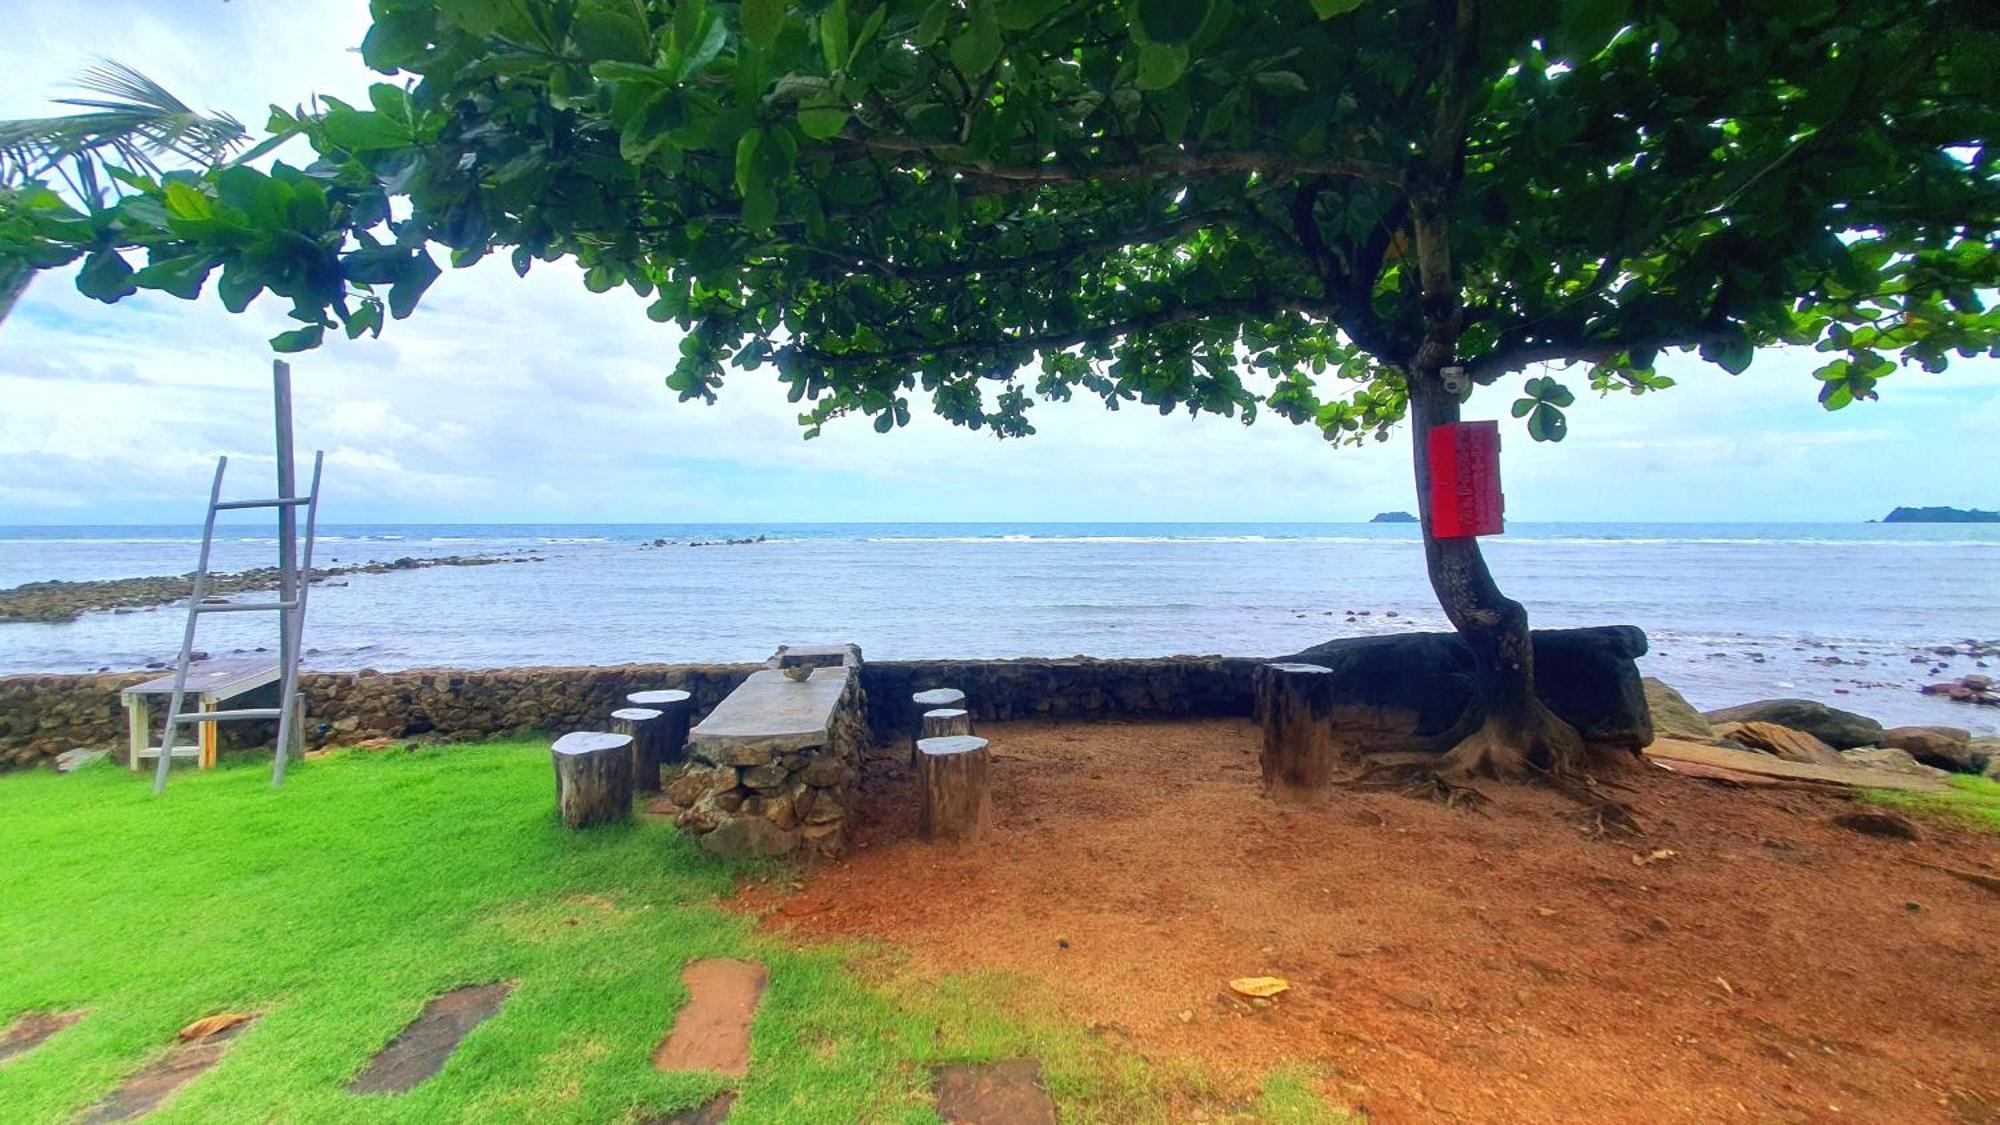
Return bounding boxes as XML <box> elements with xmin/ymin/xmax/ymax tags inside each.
<box><xmin>1</xmin><ymin>522</ymin><xmax>1995</xmax><ymax>733</ymax></box>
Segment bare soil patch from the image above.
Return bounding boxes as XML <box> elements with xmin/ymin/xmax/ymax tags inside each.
<box><xmin>0</xmin><ymin>1009</ymin><xmax>84</xmax><ymax>1064</ymax></box>
<box><xmin>736</xmin><ymin>718</ymin><xmax>2000</xmax><ymax>1123</ymax></box>
<box><xmin>81</xmin><ymin>1014</ymin><xmax>255</xmax><ymax>1123</ymax></box>
<box><xmin>653</xmin><ymin>959</ymin><xmax>768</xmax><ymax>1077</ymax></box>
<box><xmin>348</xmin><ymin>982</ymin><xmax>513</xmax><ymax>1095</ymax></box>
<box><xmin>642</xmin><ymin>1091</ymin><xmax>737</xmax><ymax>1124</ymax></box>
<box><xmin>933</xmin><ymin>1058</ymin><xmax>1058</xmax><ymax>1124</ymax></box>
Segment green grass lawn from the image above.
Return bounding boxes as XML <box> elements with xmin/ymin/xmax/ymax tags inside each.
<box><xmin>0</xmin><ymin>741</ymin><xmax>1345</xmax><ymax>1123</ymax></box>
<box><xmin>1868</xmin><ymin>773</ymin><xmax>2000</xmax><ymax>834</ymax></box>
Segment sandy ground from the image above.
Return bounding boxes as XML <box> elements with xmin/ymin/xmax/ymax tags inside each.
<box><xmin>733</xmin><ymin>718</ymin><xmax>2000</xmax><ymax>1124</ymax></box>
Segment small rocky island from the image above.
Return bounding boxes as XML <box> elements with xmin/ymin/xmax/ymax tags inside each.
<box><xmin>1880</xmin><ymin>506</ymin><xmax>1999</xmax><ymax>523</ymax></box>
<box><xmin>1370</xmin><ymin>511</ymin><xmax>1419</xmax><ymax>524</ymax></box>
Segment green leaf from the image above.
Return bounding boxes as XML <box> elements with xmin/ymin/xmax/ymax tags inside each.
<box><xmin>742</xmin><ymin>0</ymin><xmax>786</xmax><ymax>46</ymax></box>
<box><xmin>76</xmin><ymin>250</ymin><xmax>137</xmax><ymax>302</ymax></box>
<box><xmin>163</xmin><ymin>181</ymin><xmax>213</xmax><ymax>221</ymax></box>
<box><xmin>343</xmin><ymin>299</ymin><xmax>384</xmax><ymax>339</ymax></box>
<box><xmin>1252</xmin><ymin>71</ymin><xmax>1309</xmax><ymax>95</ymax></box>
<box><xmin>914</xmin><ymin>0</ymin><xmax>949</xmax><ymax>45</ymax></box>
<box><xmin>949</xmin><ymin>4</ymin><xmax>1003</xmax><ymax>77</ymax></box>
<box><xmin>680</xmin><ymin>16</ymin><xmax>730</xmax><ymax>78</ymax></box>
<box><xmin>821</xmin><ymin>0</ymin><xmax>849</xmax><ymax>73</ymax></box>
<box><xmin>1699</xmin><ymin>336</ymin><xmax>1755</xmax><ymax>375</ymax></box>
<box><xmin>1526</xmin><ymin>403</ymin><xmax>1568</xmax><ymax>442</ymax></box>
<box><xmin>388</xmin><ymin>252</ymin><xmax>441</xmax><ymax>320</ymax></box>
<box><xmin>735</xmin><ymin>128</ymin><xmax>764</xmax><ymax>197</ymax></box>
<box><xmin>437</xmin><ymin>0</ymin><xmax>508</xmax><ymax>35</ymax></box>
<box><xmin>268</xmin><ymin>324</ymin><xmax>325</xmax><ymax>353</ymax></box>
<box><xmin>132</xmin><ymin>254</ymin><xmax>214</xmax><ymax>300</ymax></box>
<box><xmin>1136</xmin><ymin>42</ymin><xmax>1188</xmax><ymax>90</ymax></box>
<box><xmin>1308</xmin><ymin>0</ymin><xmax>1364</xmax><ymax>17</ymax></box>
<box><xmin>1135</xmin><ymin>0</ymin><xmax>1208</xmax><ymax>44</ymax></box>
<box><xmin>572</xmin><ymin>3</ymin><xmax>653</xmax><ymax>63</ymax></box>
<box><xmin>998</xmin><ymin>0</ymin><xmax>1063</xmax><ymax>31</ymax></box>
<box><xmin>1510</xmin><ymin>396</ymin><xmax>1536</xmax><ymax>418</ymax></box>
<box><xmin>742</xmin><ymin>183</ymin><xmax>779</xmax><ymax>232</ymax></box>
<box><xmin>797</xmin><ymin>102</ymin><xmax>851</xmax><ymax>139</ymax></box>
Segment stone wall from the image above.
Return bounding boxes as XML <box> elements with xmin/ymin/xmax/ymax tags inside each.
<box><xmin>0</xmin><ymin>655</ymin><xmax>1259</xmax><ymax>770</ymax></box>
<box><xmin>860</xmin><ymin>656</ymin><xmax>1259</xmax><ymax>744</ymax></box>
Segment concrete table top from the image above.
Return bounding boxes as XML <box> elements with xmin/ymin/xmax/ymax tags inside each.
<box><xmin>690</xmin><ymin>666</ymin><xmax>852</xmax><ymax>756</ymax></box>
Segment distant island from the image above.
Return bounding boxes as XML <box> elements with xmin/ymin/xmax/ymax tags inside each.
<box><xmin>1880</xmin><ymin>506</ymin><xmax>1999</xmax><ymax>524</ymax></box>
<box><xmin>1370</xmin><ymin>511</ymin><xmax>1419</xmax><ymax>524</ymax></box>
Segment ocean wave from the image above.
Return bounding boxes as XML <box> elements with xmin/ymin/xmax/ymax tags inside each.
<box><xmin>537</xmin><ymin>536</ymin><xmax>610</xmax><ymax>544</ymax></box>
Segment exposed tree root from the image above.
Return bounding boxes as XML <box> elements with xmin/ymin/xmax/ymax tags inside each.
<box><xmin>1347</xmin><ymin>705</ymin><xmax>1645</xmax><ymax>835</ymax></box>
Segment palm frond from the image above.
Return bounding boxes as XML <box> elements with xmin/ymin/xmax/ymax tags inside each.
<box><xmin>0</xmin><ymin>61</ymin><xmax>246</xmax><ymax>193</ymax></box>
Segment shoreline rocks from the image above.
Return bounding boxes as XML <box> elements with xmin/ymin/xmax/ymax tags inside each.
<box><xmin>0</xmin><ymin>553</ymin><xmax>543</xmax><ymax>625</ymax></box>
<box><xmin>1701</xmin><ymin>698</ymin><xmax>1884</xmax><ymax>750</ymax></box>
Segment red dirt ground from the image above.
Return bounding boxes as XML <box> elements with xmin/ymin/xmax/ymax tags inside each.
<box><xmin>733</xmin><ymin>718</ymin><xmax>2000</xmax><ymax>1124</ymax></box>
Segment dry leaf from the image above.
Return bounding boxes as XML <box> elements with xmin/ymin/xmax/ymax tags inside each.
<box><xmin>178</xmin><ymin>1012</ymin><xmax>252</xmax><ymax>1042</ymax></box>
<box><xmin>1632</xmin><ymin>848</ymin><xmax>1679</xmax><ymax>867</ymax></box>
<box><xmin>1229</xmin><ymin>976</ymin><xmax>1290</xmax><ymax>999</ymax></box>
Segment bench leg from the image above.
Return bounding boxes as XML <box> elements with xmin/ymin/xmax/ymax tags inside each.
<box><xmin>126</xmin><ymin>697</ymin><xmax>147</xmax><ymax>771</ymax></box>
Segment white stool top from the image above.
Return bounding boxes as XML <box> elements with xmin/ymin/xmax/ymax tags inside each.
<box><xmin>923</xmin><ymin>708</ymin><xmax>969</xmax><ymax>720</ymax></box>
<box><xmin>628</xmin><ymin>689</ymin><xmax>692</xmax><ymax>706</ymax></box>
<box><xmin>610</xmin><ymin>707</ymin><xmax>662</xmax><ymax>722</ymax></box>
<box><xmin>553</xmin><ymin>731</ymin><xmax>631</xmax><ymax>756</ymax></box>
<box><xmin>913</xmin><ymin>688</ymin><xmax>966</xmax><ymax>708</ymax></box>
<box><xmin>917</xmin><ymin>735</ymin><xmax>988</xmax><ymax>756</ymax></box>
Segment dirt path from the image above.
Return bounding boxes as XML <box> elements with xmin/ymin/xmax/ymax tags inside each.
<box><xmin>735</xmin><ymin>718</ymin><xmax>2000</xmax><ymax>1123</ymax></box>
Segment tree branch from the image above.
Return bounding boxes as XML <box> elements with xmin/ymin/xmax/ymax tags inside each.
<box><xmin>1463</xmin><ymin>328</ymin><xmax>1747</xmax><ymax>382</ymax></box>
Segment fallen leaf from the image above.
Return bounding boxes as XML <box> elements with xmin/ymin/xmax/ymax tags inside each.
<box><xmin>1229</xmin><ymin>976</ymin><xmax>1290</xmax><ymax>999</ymax></box>
<box><xmin>1632</xmin><ymin>848</ymin><xmax>1679</xmax><ymax>867</ymax></box>
<box><xmin>178</xmin><ymin>1012</ymin><xmax>253</xmax><ymax>1042</ymax></box>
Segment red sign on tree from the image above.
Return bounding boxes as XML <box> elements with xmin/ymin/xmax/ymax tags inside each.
<box><xmin>1427</xmin><ymin>421</ymin><xmax>1505</xmax><ymax>538</ymax></box>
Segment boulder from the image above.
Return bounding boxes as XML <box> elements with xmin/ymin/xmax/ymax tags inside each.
<box><xmin>1711</xmin><ymin>721</ymin><xmax>1846</xmax><ymax>767</ymax></box>
<box><xmin>697</xmin><ymin>816</ymin><xmax>799</xmax><ymax>859</ymax></box>
<box><xmin>1274</xmin><ymin>625</ymin><xmax>1652</xmax><ymax>755</ymax></box>
<box><xmin>1880</xmin><ymin>725</ymin><xmax>1986</xmax><ymax>774</ymax></box>
<box><xmin>1840</xmin><ymin>747</ymin><xmax>1951</xmax><ymax>780</ymax></box>
<box><xmin>1642</xmin><ymin>678</ymin><xmax>1713</xmax><ymax>742</ymax></box>
<box><xmin>1702</xmin><ymin>698</ymin><xmax>1884</xmax><ymax>750</ymax></box>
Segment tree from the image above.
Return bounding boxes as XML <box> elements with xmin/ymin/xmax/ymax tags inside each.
<box><xmin>1</xmin><ymin>1</ymin><xmax>1995</xmax><ymax>782</ymax></box>
<box><xmin>0</xmin><ymin>62</ymin><xmax>248</xmax><ymax>322</ymax></box>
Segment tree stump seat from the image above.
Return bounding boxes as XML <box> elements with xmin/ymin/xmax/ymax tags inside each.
<box><xmin>627</xmin><ymin>689</ymin><xmax>693</xmax><ymax>766</ymax></box>
<box><xmin>552</xmin><ymin>731</ymin><xmax>633</xmax><ymax>828</ymax></box>
<box><xmin>917</xmin><ymin>734</ymin><xmax>992</xmax><ymax>843</ymax></box>
<box><xmin>610</xmin><ymin>707</ymin><xmax>666</xmax><ymax>793</ymax></box>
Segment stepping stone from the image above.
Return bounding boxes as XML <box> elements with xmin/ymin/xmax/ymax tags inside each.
<box><xmin>643</xmin><ymin>1091</ymin><xmax>737</xmax><ymax>1125</ymax></box>
<box><xmin>933</xmin><ymin>1059</ymin><xmax>1057</xmax><ymax>1125</ymax></box>
<box><xmin>653</xmin><ymin>959</ymin><xmax>767</xmax><ymax>1077</ymax></box>
<box><xmin>81</xmin><ymin>1015</ymin><xmax>255</xmax><ymax>1123</ymax></box>
<box><xmin>349</xmin><ymin>982</ymin><xmax>513</xmax><ymax>1095</ymax></box>
<box><xmin>0</xmin><ymin>1009</ymin><xmax>84</xmax><ymax>1064</ymax></box>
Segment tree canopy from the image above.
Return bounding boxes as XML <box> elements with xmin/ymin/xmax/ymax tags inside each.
<box><xmin>1</xmin><ymin>0</ymin><xmax>1995</xmax><ymax>444</ymax></box>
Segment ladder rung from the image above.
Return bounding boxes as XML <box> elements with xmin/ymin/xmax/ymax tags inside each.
<box><xmin>171</xmin><ymin>708</ymin><xmax>283</xmax><ymax>723</ymax></box>
<box><xmin>194</xmin><ymin>600</ymin><xmax>298</xmax><ymax>613</ymax></box>
<box><xmin>135</xmin><ymin>746</ymin><xmax>203</xmax><ymax>760</ymax></box>
<box><xmin>214</xmin><ymin>496</ymin><xmax>312</xmax><ymax>511</ymax></box>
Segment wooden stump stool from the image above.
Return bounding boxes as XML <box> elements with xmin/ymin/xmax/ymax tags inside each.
<box><xmin>915</xmin><ymin>707</ymin><xmax>974</xmax><ymax>769</ymax></box>
<box><xmin>552</xmin><ymin>731</ymin><xmax>634</xmax><ymax>828</ymax></box>
<box><xmin>917</xmin><ymin>734</ymin><xmax>992</xmax><ymax>843</ymax></box>
<box><xmin>910</xmin><ymin>688</ymin><xmax>967</xmax><ymax>762</ymax></box>
<box><xmin>1254</xmin><ymin>662</ymin><xmax>1340</xmax><ymax>798</ymax></box>
<box><xmin>627</xmin><ymin>689</ymin><xmax>693</xmax><ymax>766</ymax></box>
<box><xmin>610</xmin><ymin>707</ymin><xmax>665</xmax><ymax>793</ymax></box>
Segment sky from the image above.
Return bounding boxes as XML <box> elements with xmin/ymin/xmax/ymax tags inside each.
<box><xmin>0</xmin><ymin>2</ymin><xmax>1994</xmax><ymax>527</ymax></box>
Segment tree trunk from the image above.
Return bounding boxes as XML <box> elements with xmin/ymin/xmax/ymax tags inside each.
<box><xmin>611</xmin><ymin>707</ymin><xmax>665</xmax><ymax>793</ymax></box>
<box><xmin>1406</xmin><ymin>367</ymin><xmax>1586</xmax><ymax>779</ymax></box>
<box><xmin>917</xmin><ymin>734</ymin><xmax>992</xmax><ymax>843</ymax></box>
<box><xmin>1254</xmin><ymin>662</ymin><xmax>1342</xmax><ymax>797</ymax></box>
<box><xmin>552</xmin><ymin>731</ymin><xmax>634</xmax><ymax>828</ymax></box>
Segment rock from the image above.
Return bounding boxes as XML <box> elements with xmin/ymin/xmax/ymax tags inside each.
<box><xmin>1880</xmin><ymin>725</ymin><xmax>1986</xmax><ymax>774</ymax></box>
<box><xmin>1702</xmin><ymin>698</ymin><xmax>1884</xmax><ymax>749</ymax></box>
<box><xmin>1828</xmin><ymin>809</ymin><xmax>1921</xmax><ymax>841</ymax></box>
<box><xmin>739</xmin><ymin>762</ymin><xmax>789</xmax><ymax>790</ymax></box>
<box><xmin>1840</xmin><ymin>747</ymin><xmax>1951</xmax><ymax>780</ymax></box>
<box><xmin>53</xmin><ymin>747</ymin><xmax>106</xmax><ymax>773</ymax></box>
<box><xmin>697</xmin><ymin>817</ymin><xmax>800</xmax><ymax>859</ymax></box>
<box><xmin>1711</xmin><ymin>721</ymin><xmax>1846</xmax><ymax>766</ymax></box>
<box><xmin>1642</xmin><ymin>678</ymin><xmax>1713</xmax><ymax>742</ymax></box>
<box><xmin>1274</xmin><ymin>625</ymin><xmax>1652</xmax><ymax>756</ymax></box>
<box><xmin>797</xmin><ymin>753</ymin><xmax>847</xmax><ymax>787</ymax></box>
